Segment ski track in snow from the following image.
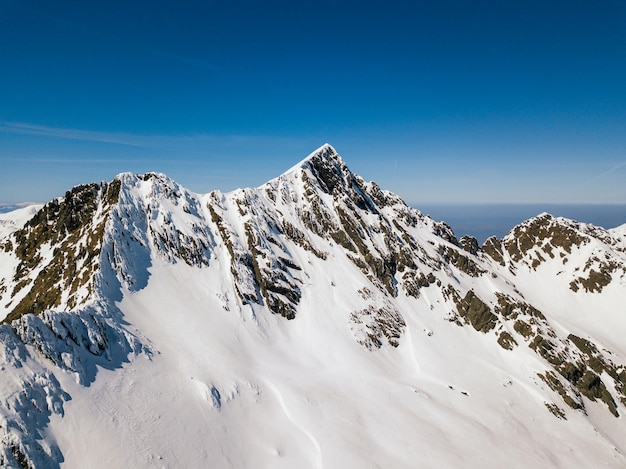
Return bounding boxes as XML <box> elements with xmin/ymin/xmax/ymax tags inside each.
<box><xmin>264</xmin><ymin>380</ymin><xmax>323</xmax><ymax>469</ymax></box>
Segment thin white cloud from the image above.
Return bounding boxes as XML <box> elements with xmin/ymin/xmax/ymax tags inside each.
<box><xmin>0</xmin><ymin>121</ymin><xmax>311</xmax><ymax>151</ymax></box>
<box><xmin>0</xmin><ymin>122</ymin><xmax>146</xmax><ymax>147</ymax></box>
<box><xmin>590</xmin><ymin>161</ymin><xmax>626</xmax><ymax>181</ymax></box>
<box><xmin>0</xmin><ymin>156</ymin><xmax>138</xmax><ymax>164</ymax></box>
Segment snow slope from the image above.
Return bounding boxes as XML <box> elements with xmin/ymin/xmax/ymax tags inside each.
<box><xmin>0</xmin><ymin>205</ymin><xmax>42</xmax><ymax>239</ymax></box>
<box><xmin>0</xmin><ymin>144</ymin><xmax>625</xmax><ymax>468</ymax></box>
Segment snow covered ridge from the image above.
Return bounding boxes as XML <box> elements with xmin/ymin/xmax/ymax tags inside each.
<box><xmin>0</xmin><ymin>144</ymin><xmax>625</xmax><ymax>467</ymax></box>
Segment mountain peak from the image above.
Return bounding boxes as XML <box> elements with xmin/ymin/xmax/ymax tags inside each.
<box><xmin>282</xmin><ymin>143</ymin><xmax>342</xmax><ymax>175</ymax></box>
<box><xmin>300</xmin><ymin>142</ymin><xmax>339</xmax><ymax>164</ymax></box>
<box><xmin>277</xmin><ymin>143</ymin><xmax>361</xmax><ymax>199</ymax></box>
<box><xmin>114</xmin><ymin>171</ymin><xmax>180</xmax><ymax>189</ymax></box>
<box><xmin>1</xmin><ymin>145</ymin><xmax>626</xmax><ymax>467</ymax></box>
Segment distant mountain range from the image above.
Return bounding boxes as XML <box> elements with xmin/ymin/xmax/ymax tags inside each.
<box><xmin>0</xmin><ymin>144</ymin><xmax>625</xmax><ymax>468</ymax></box>
<box><xmin>0</xmin><ymin>203</ymin><xmax>41</xmax><ymax>215</ymax></box>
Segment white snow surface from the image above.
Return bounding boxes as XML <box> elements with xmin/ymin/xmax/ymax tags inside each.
<box><xmin>1</xmin><ymin>145</ymin><xmax>626</xmax><ymax>468</ymax></box>
<box><xmin>0</xmin><ymin>204</ymin><xmax>42</xmax><ymax>239</ymax></box>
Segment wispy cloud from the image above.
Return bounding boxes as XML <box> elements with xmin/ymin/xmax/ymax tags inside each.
<box><xmin>0</xmin><ymin>122</ymin><xmax>146</xmax><ymax>147</ymax></box>
<box><xmin>590</xmin><ymin>161</ymin><xmax>626</xmax><ymax>182</ymax></box>
<box><xmin>0</xmin><ymin>156</ymin><xmax>141</xmax><ymax>164</ymax></box>
<box><xmin>0</xmin><ymin>121</ymin><xmax>310</xmax><ymax>151</ymax></box>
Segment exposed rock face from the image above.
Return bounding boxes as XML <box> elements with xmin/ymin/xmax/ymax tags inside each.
<box><xmin>0</xmin><ymin>144</ymin><xmax>625</xmax><ymax>467</ymax></box>
<box><xmin>4</xmin><ymin>181</ymin><xmax>120</xmax><ymax>321</ymax></box>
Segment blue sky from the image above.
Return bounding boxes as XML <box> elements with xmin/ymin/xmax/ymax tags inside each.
<box><xmin>1</xmin><ymin>0</ymin><xmax>625</xmax><ymax>205</ymax></box>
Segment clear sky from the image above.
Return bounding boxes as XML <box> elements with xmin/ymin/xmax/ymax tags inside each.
<box><xmin>1</xmin><ymin>0</ymin><xmax>625</xmax><ymax>205</ymax></box>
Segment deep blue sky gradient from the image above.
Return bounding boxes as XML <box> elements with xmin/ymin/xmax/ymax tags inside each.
<box><xmin>1</xmin><ymin>1</ymin><xmax>625</xmax><ymax>205</ymax></box>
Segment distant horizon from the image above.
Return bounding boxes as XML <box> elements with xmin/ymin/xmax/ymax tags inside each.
<box><xmin>417</xmin><ymin>202</ymin><xmax>626</xmax><ymax>244</ymax></box>
<box><xmin>3</xmin><ymin>196</ymin><xmax>625</xmax><ymax>245</ymax></box>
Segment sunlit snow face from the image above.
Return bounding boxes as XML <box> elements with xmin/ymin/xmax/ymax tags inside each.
<box><xmin>1</xmin><ymin>146</ymin><xmax>626</xmax><ymax>469</ymax></box>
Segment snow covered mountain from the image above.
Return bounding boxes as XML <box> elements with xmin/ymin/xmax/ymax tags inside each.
<box><xmin>0</xmin><ymin>144</ymin><xmax>625</xmax><ymax>468</ymax></box>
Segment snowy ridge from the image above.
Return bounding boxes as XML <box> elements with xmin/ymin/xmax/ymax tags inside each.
<box><xmin>0</xmin><ymin>205</ymin><xmax>43</xmax><ymax>240</ymax></box>
<box><xmin>0</xmin><ymin>144</ymin><xmax>625</xmax><ymax>467</ymax></box>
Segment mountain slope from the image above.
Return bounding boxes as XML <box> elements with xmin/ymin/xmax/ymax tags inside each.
<box><xmin>0</xmin><ymin>144</ymin><xmax>625</xmax><ymax>468</ymax></box>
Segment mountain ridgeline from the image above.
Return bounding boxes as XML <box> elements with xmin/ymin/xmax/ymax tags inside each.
<box><xmin>0</xmin><ymin>144</ymin><xmax>625</xmax><ymax>468</ymax></box>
